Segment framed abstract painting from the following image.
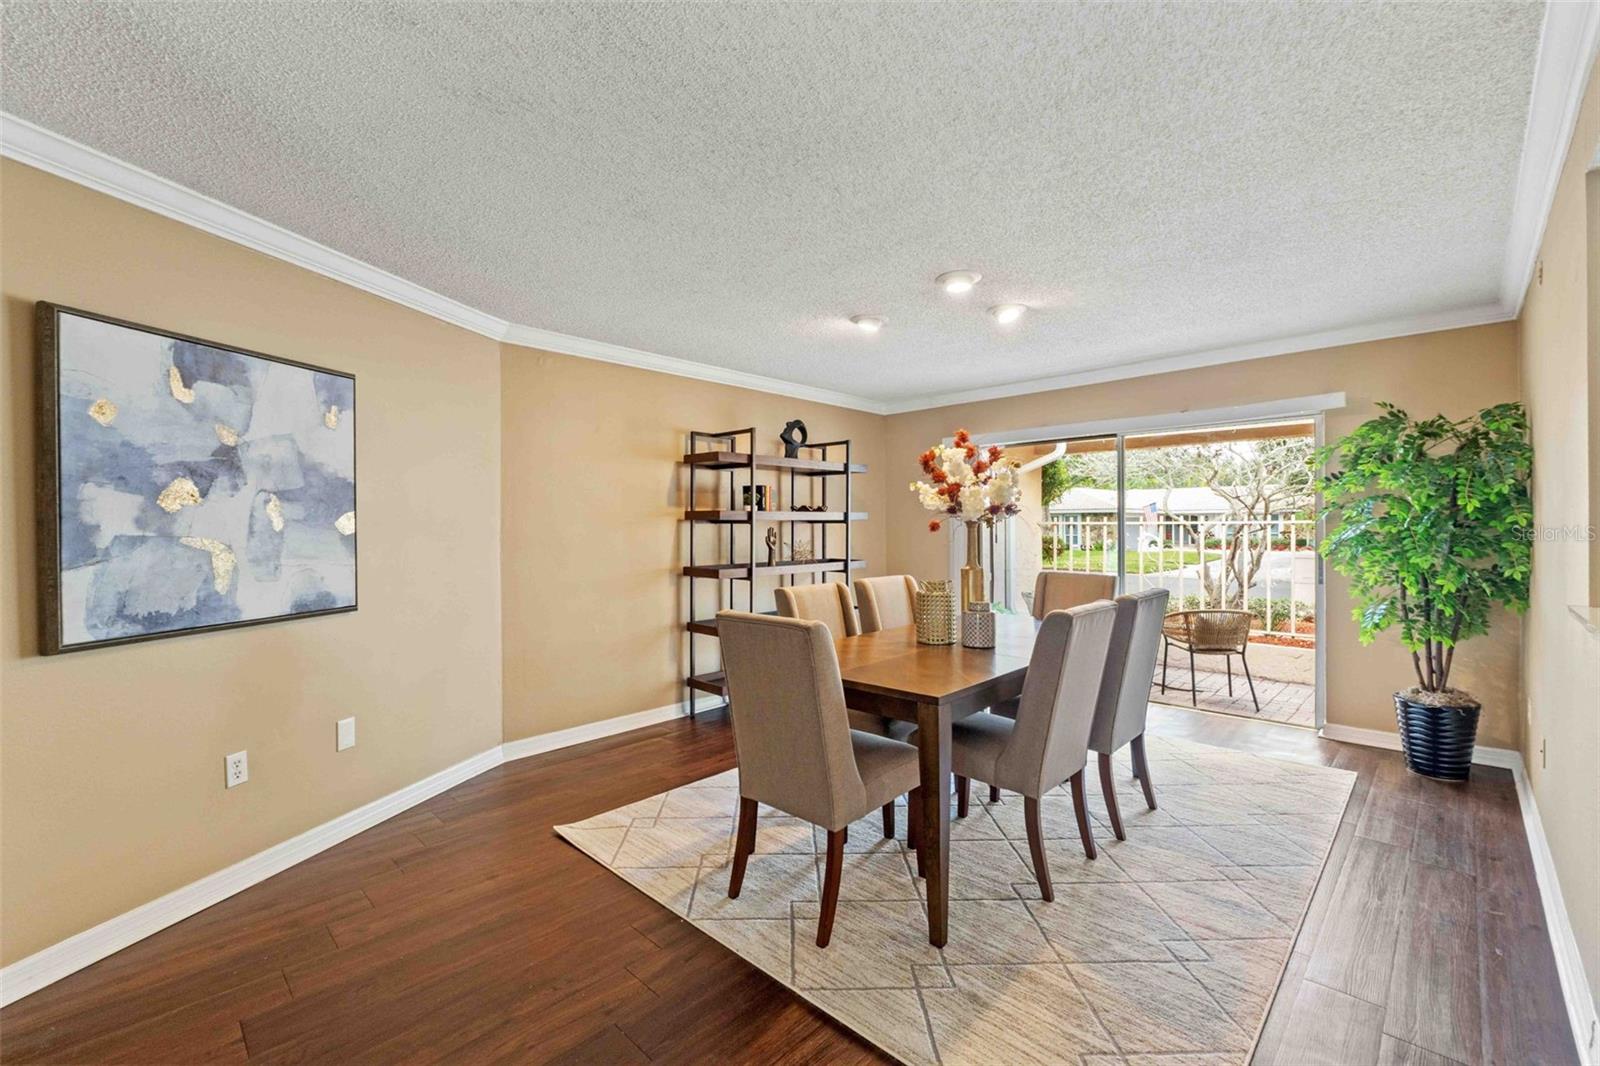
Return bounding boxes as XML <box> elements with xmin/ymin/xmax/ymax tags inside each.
<box><xmin>36</xmin><ymin>303</ymin><xmax>357</xmax><ymax>654</ymax></box>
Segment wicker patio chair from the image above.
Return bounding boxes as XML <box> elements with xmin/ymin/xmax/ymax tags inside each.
<box><xmin>1159</xmin><ymin>609</ymin><xmax>1261</xmax><ymax>714</ymax></box>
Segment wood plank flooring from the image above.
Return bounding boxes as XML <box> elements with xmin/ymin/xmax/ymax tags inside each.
<box><xmin>0</xmin><ymin>706</ymin><xmax>1576</xmax><ymax>1065</ymax></box>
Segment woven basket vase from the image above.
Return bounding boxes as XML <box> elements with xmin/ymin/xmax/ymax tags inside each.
<box><xmin>962</xmin><ymin>603</ymin><xmax>996</xmax><ymax>649</ymax></box>
<box><xmin>915</xmin><ymin>580</ymin><xmax>959</xmax><ymax>645</ymax></box>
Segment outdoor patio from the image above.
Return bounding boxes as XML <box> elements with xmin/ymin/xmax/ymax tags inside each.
<box><xmin>1148</xmin><ymin>639</ymin><xmax>1317</xmax><ymax>727</ymax></box>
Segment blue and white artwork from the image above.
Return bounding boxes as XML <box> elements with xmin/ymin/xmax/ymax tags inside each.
<box><xmin>44</xmin><ymin>307</ymin><xmax>356</xmax><ymax>652</ymax></box>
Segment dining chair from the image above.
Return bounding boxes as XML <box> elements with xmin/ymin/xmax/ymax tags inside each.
<box><xmin>932</xmin><ymin>601</ymin><xmax>1118</xmax><ymax>902</ymax></box>
<box><xmin>852</xmin><ymin>574</ymin><xmax>919</xmax><ymax>634</ymax></box>
<box><xmin>1160</xmin><ymin>608</ymin><xmax>1260</xmax><ymax>714</ymax></box>
<box><xmin>716</xmin><ymin>611</ymin><xmax>922</xmax><ymax>947</ymax></box>
<box><xmin>775</xmin><ymin>581</ymin><xmax>912</xmax><ymax>743</ymax></box>
<box><xmin>1030</xmin><ymin>570</ymin><xmax>1116</xmax><ymax>619</ymax></box>
<box><xmin>1088</xmin><ymin>588</ymin><xmax>1170</xmax><ymax>840</ymax></box>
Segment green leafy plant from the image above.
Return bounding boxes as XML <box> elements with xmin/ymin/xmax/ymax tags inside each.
<box><xmin>1316</xmin><ymin>402</ymin><xmax>1532</xmax><ymax>696</ymax></box>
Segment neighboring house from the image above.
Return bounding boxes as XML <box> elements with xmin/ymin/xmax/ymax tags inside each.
<box><xmin>1047</xmin><ymin>487</ymin><xmax>1302</xmax><ymax>549</ymax></box>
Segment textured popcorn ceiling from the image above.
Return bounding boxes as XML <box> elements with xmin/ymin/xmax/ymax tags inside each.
<box><xmin>1</xmin><ymin>2</ymin><xmax>1545</xmax><ymax>404</ymax></box>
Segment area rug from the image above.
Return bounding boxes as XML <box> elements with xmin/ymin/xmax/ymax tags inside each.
<box><xmin>555</xmin><ymin>736</ymin><xmax>1355</xmax><ymax>1066</ymax></box>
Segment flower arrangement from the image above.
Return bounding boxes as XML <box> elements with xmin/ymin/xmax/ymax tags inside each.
<box><xmin>910</xmin><ymin>429</ymin><xmax>1023</xmax><ymax>532</ymax></box>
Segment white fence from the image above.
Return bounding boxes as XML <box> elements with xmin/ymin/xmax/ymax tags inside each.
<box><xmin>1040</xmin><ymin>515</ymin><xmax>1316</xmax><ymax>642</ymax></box>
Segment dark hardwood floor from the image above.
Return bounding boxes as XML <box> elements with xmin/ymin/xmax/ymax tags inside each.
<box><xmin>0</xmin><ymin>706</ymin><xmax>1575</xmax><ymax>1065</ymax></box>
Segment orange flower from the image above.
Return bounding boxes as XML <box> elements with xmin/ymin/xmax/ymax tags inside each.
<box><xmin>918</xmin><ymin>449</ymin><xmax>937</xmax><ymax>473</ymax></box>
<box><xmin>987</xmin><ymin>444</ymin><xmax>1003</xmax><ymax>461</ymax></box>
<box><xmin>930</xmin><ymin>468</ymin><xmax>948</xmax><ymax>483</ymax></box>
<box><xmin>928</xmin><ymin>519</ymin><xmax>942</xmax><ymax>533</ymax></box>
<box><xmin>953</xmin><ymin>428</ymin><xmax>971</xmax><ymax>445</ymax></box>
<box><xmin>972</xmin><ymin>459</ymin><xmax>989</xmax><ymax>475</ymax></box>
<box><xmin>964</xmin><ymin>444</ymin><xmax>978</xmax><ymax>460</ymax></box>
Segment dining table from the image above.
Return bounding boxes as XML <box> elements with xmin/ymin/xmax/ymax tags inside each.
<box><xmin>832</xmin><ymin>612</ymin><xmax>1040</xmax><ymax>947</ymax></box>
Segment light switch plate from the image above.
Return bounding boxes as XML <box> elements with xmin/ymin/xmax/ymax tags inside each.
<box><xmin>337</xmin><ymin>717</ymin><xmax>356</xmax><ymax>752</ymax></box>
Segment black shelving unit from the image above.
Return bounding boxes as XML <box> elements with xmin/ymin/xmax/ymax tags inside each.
<box><xmin>681</xmin><ymin>427</ymin><xmax>867</xmax><ymax>715</ymax></box>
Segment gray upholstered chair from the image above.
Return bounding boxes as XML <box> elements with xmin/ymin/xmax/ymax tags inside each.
<box><xmin>934</xmin><ymin>601</ymin><xmax>1119</xmax><ymax>901</ymax></box>
<box><xmin>774</xmin><ymin>582</ymin><xmax>859</xmax><ymax>639</ymax></box>
<box><xmin>853</xmin><ymin>574</ymin><xmax>919</xmax><ymax>634</ymax></box>
<box><xmin>1030</xmin><ymin>570</ymin><xmax>1116</xmax><ymax>619</ymax></box>
<box><xmin>716</xmin><ymin>611</ymin><xmax>922</xmax><ymax>947</ymax></box>
<box><xmin>776</xmin><ymin>581</ymin><xmax>912</xmax><ymax>742</ymax></box>
<box><xmin>1089</xmin><ymin>589</ymin><xmax>1170</xmax><ymax>840</ymax></box>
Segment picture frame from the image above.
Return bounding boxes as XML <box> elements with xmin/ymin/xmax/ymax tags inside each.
<box><xmin>36</xmin><ymin>302</ymin><xmax>358</xmax><ymax>654</ymax></box>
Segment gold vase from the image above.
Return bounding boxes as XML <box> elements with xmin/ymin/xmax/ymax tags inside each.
<box><xmin>961</xmin><ymin>521</ymin><xmax>986</xmax><ymax>611</ymax></box>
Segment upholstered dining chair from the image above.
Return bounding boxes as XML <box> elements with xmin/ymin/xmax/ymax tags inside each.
<box><xmin>775</xmin><ymin>581</ymin><xmax>912</xmax><ymax>744</ymax></box>
<box><xmin>852</xmin><ymin>574</ymin><xmax>919</xmax><ymax>634</ymax></box>
<box><xmin>1160</xmin><ymin>608</ymin><xmax>1260</xmax><ymax>714</ymax></box>
<box><xmin>716</xmin><ymin>612</ymin><xmax>922</xmax><ymax>947</ymax></box>
<box><xmin>931</xmin><ymin>601</ymin><xmax>1118</xmax><ymax>902</ymax></box>
<box><xmin>1030</xmin><ymin>570</ymin><xmax>1116</xmax><ymax>619</ymax></box>
<box><xmin>1088</xmin><ymin>588</ymin><xmax>1170</xmax><ymax>840</ymax></box>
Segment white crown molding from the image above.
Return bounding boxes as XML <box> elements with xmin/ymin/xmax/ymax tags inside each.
<box><xmin>0</xmin><ymin>744</ymin><xmax>505</xmax><ymax>1008</ymax></box>
<box><xmin>880</xmin><ymin>304</ymin><xmax>1512</xmax><ymax>415</ymax></box>
<box><xmin>1501</xmin><ymin>0</ymin><xmax>1600</xmax><ymax>316</ymax></box>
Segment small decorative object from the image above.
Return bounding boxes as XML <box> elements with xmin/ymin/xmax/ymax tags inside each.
<box><xmin>1318</xmin><ymin>402</ymin><xmax>1531</xmax><ymax>781</ymax></box>
<box><xmin>909</xmin><ymin>428</ymin><xmax>1023</xmax><ymax>611</ymax></box>
<box><xmin>35</xmin><ymin>303</ymin><xmax>357</xmax><ymax>654</ymax></box>
<box><xmin>914</xmin><ymin>580</ymin><xmax>959</xmax><ymax>645</ymax></box>
<box><xmin>791</xmin><ymin>542</ymin><xmax>815</xmax><ymax>563</ymax></box>
<box><xmin>779</xmin><ymin>419</ymin><xmax>808</xmax><ymax>458</ymax></box>
<box><xmin>742</xmin><ymin>485</ymin><xmax>770</xmax><ymax>511</ymax></box>
<box><xmin>763</xmin><ymin>527</ymin><xmax>779</xmax><ymax>567</ymax></box>
<box><xmin>962</xmin><ymin>602</ymin><xmax>996</xmax><ymax>649</ymax></box>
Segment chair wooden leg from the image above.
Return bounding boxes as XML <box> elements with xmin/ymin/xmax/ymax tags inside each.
<box><xmin>882</xmin><ymin>802</ymin><xmax>895</xmax><ymax>840</ymax></box>
<box><xmin>818</xmin><ymin>828</ymin><xmax>845</xmax><ymax>947</ymax></box>
<box><xmin>1023</xmin><ymin>796</ymin><xmax>1053</xmax><ymax>902</ymax></box>
<box><xmin>1131</xmin><ymin>733</ymin><xmax>1157</xmax><ymax>810</ymax></box>
<box><xmin>1188</xmin><ymin>646</ymin><xmax>1198</xmax><ymax>706</ymax></box>
<box><xmin>955</xmin><ymin>775</ymin><xmax>969</xmax><ymax>818</ymax></box>
<box><xmin>989</xmin><ymin>784</ymin><xmax>1001</xmax><ymax>804</ymax></box>
<box><xmin>1097</xmin><ymin>752</ymin><xmax>1125</xmax><ymax>841</ymax></box>
<box><xmin>1068</xmin><ymin>770</ymin><xmax>1098</xmax><ymax>860</ymax></box>
<box><xmin>1241</xmin><ymin>647</ymin><xmax>1261</xmax><ymax>715</ymax></box>
<box><xmin>908</xmin><ymin>787</ymin><xmax>926</xmax><ymax>877</ymax></box>
<box><xmin>729</xmin><ymin>797</ymin><xmax>758</xmax><ymax>898</ymax></box>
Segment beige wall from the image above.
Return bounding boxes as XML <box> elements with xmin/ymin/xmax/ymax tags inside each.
<box><xmin>883</xmin><ymin>324</ymin><xmax>1525</xmax><ymax>748</ymax></box>
<box><xmin>1519</xmin><ymin>64</ymin><xmax>1600</xmax><ymax>1030</ymax></box>
<box><xmin>0</xmin><ymin>161</ymin><xmax>505</xmax><ymax>965</ymax></box>
<box><xmin>499</xmin><ymin>345</ymin><xmax>888</xmax><ymax>740</ymax></box>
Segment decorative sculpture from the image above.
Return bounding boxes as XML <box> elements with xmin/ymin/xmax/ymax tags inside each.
<box><xmin>779</xmin><ymin>419</ymin><xmax>808</xmax><ymax>458</ymax></box>
<box><xmin>764</xmin><ymin>527</ymin><xmax>779</xmax><ymax>567</ymax></box>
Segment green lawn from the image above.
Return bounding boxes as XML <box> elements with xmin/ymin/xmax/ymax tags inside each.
<box><xmin>1040</xmin><ymin>548</ymin><xmax>1201</xmax><ymax>574</ymax></box>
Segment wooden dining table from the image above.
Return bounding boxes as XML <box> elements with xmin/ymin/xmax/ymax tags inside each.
<box><xmin>832</xmin><ymin>613</ymin><xmax>1039</xmax><ymax>947</ymax></box>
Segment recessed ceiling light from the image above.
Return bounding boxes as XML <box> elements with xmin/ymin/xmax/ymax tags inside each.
<box><xmin>936</xmin><ymin>270</ymin><xmax>982</xmax><ymax>295</ymax></box>
<box><xmin>850</xmin><ymin>314</ymin><xmax>884</xmax><ymax>333</ymax></box>
<box><xmin>989</xmin><ymin>303</ymin><xmax>1027</xmax><ymax>326</ymax></box>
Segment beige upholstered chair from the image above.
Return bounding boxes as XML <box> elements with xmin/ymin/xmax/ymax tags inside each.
<box><xmin>1160</xmin><ymin>608</ymin><xmax>1260</xmax><ymax>714</ymax></box>
<box><xmin>716</xmin><ymin>612</ymin><xmax>922</xmax><ymax>947</ymax></box>
<box><xmin>1030</xmin><ymin>570</ymin><xmax>1116</xmax><ymax>619</ymax></box>
<box><xmin>1088</xmin><ymin>589</ymin><xmax>1170</xmax><ymax>840</ymax></box>
<box><xmin>935</xmin><ymin>601</ymin><xmax>1119</xmax><ymax>901</ymax></box>
<box><xmin>775</xmin><ymin>581</ymin><xmax>911</xmax><ymax>741</ymax></box>
<box><xmin>853</xmin><ymin>575</ymin><xmax>919</xmax><ymax>634</ymax></box>
<box><xmin>774</xmin><ymin>582</ymin><xmax>859</xmax><ymax>639</ymax></box>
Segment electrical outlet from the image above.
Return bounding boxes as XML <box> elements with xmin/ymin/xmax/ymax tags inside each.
<box><xmin>337</xmin><ymin>716</ymin><xmax>356</xmax><ymax>752</ymax></box>
<box><xmin>225</xmin><ymin>750</ymin><xmax>248</xmax><ymax>789</ymax></box>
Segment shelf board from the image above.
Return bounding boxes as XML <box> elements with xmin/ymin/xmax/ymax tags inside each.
<box><xmin>686</xmin><ymin>609</ymin><xmax>781</xmax><ymax>636</ymax></box>
<box><xmin>683</xmin><ymin>510</ymin><xmax>868</xmax><ymax>524</ymax></box>
<box><xmin>686</xmin><ymin>670</ymin><xmax>728</xmax><ymax>696</ymax></box>
<box><xmin>681</xmin><ymin>450</ymin><xmax>867</xmax><ymax>476</ymax></box>
<box><xmin>682</xmin><ymin>559</ymin><xmax>867</xmax><ymax>579</ymax></box>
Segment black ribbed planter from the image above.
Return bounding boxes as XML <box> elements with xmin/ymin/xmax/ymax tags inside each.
<box><xmin>1394</xmin><ymin>693</ymin><xmax>1481</xmax><ymax>781</ymax></box>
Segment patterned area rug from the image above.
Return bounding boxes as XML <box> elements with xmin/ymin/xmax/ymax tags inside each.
<box><xmin>555</xmin><ymin>735</ymin><xmax>1355</xmax><ymax>1066</ymax></box>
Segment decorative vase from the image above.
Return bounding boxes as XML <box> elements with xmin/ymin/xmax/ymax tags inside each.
<box><xmin>961</xmin><ymin>522</ymin><xmax>986</xmax><ymax>612</ymax></box>
<box><xmin>914</xmin><ymin>580</ymin><xmax>959</xmax><ymax>645</ymax></box>
<box><xmin>962</xmin><ymin>602</ymin><xmax>995</xmax><ymax>649</ymax></box>
<box><xmin>1394</xmin><ymin>693</ymin><xmax>1481</xmax><ymax>782</ymax></box>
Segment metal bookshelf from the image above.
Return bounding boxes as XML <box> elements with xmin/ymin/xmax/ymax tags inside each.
<box><xmin>681</xmin><ymin>427</ymin><xmax>867</xmax><ymax>715</ymax></box>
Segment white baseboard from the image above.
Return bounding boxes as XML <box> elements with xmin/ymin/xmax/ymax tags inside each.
<box><xmin>500</xmin><ymin>695</ymin><xmax>720</xmax><ymax>763</ymax></box>
<box><xmin>0</xmin><ymin>744</ymin><xmax>504</xmax><ymax>1008</ymax></box>
<box><xmin>0</xmin><ymin>695</ymin><xmax>726</xmax><ymax>1008</ymax></box>
<box><xmin>1319</xmin><ymin>721</ymin><xmax>1596</xmax><ymax>1062</ymax></box>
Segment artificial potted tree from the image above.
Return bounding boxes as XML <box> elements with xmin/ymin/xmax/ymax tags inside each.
<box><xmin>1317</xmin><ymin>402</ymin><xmax>1532</xmax><ymax>781</ymax></box>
